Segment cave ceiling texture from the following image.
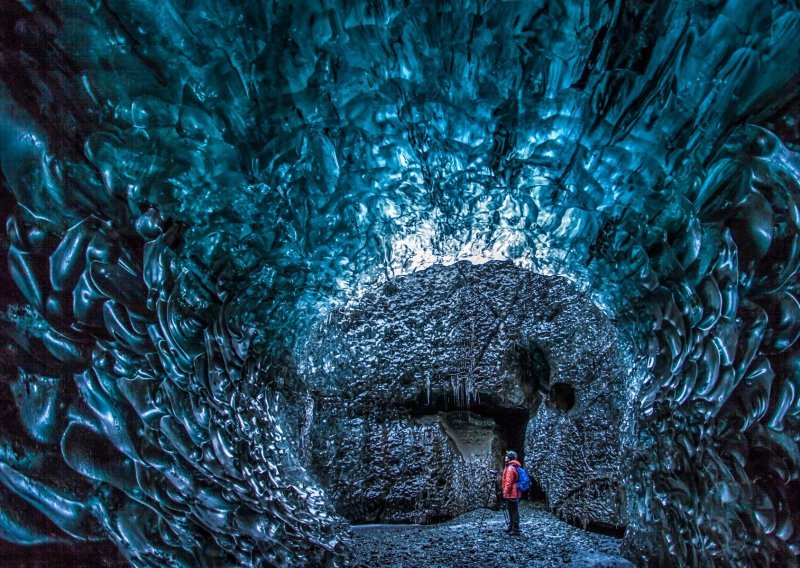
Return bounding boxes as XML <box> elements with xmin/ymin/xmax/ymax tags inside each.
<box><xmin>0</xmin><ymin>0</ymin><xmax>799</xmax><ymax>566</ymax></box>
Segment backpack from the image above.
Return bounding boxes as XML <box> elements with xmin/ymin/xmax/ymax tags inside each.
<box><xmin>514</xmin><ymin>465</ymin><xmax>531</xmax><ymax>492</ymax></box>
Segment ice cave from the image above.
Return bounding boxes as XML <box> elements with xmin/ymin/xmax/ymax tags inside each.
<box><xmin>0</xmin><ymin>1</ymin><xmax>798</xmax><ymax>566</ymax></box>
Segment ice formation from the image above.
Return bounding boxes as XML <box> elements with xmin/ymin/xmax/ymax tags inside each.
<box><xmin>0</xmin><ymin>0</ymin><xmax>798</xmax><ymax>566</ymax></box>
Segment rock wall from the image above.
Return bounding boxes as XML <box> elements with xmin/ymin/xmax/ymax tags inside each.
<box><xmin>301</xmin><ymin>260</ymin><xmax>630</xmax><ymax>528</ymax></box>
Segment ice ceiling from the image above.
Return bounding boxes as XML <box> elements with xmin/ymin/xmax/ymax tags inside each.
<box><xmin>0</xmin><ymin>0</ymin><xmax>798</xmax><ymax>566</ymax></box>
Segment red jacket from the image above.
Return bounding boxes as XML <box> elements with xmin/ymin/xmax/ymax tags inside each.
<box><xmin>502</xmin><ymin>460</ymin><xmax>522</xmax><ymax>499</ymax></box>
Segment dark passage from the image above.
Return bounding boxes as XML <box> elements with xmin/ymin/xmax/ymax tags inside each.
<box><xmin>548</xmin><ymin>382</ymin><xmax>576</xmax><ymax>411</ymax></box>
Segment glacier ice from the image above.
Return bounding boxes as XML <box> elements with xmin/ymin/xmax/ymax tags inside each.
<box><xmin>0</xmin><ymin>0</ymin><xmax>798</xmax><ymax>566</ymax></box>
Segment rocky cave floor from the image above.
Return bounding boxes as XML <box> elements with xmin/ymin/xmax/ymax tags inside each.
<box><xmin>349</xmin><ymin>501</ymin><xmax>634</xmax><ymax>568</ymax></box>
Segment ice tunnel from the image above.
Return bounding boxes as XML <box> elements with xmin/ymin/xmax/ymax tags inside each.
<box><xmin>302</xmin><ymin>261</ymin><xmax>629</xmax><ymax>531</ymax></box>
<box><xmin>0</xmin><ymin>0</ymin><xmax>798</xmax><ymax>566</ymax></box>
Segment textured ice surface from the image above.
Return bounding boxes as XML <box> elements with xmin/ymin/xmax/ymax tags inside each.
<box><xmin>0</xmin><ymin>0</ymin><xmax>799</xmax><ymax>566</ymax></box>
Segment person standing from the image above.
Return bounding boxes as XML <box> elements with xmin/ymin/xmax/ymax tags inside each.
<box><xmin>502</xmin><ymin>450</ymin><xmax>522</xmax><ymax>536</ymax></box>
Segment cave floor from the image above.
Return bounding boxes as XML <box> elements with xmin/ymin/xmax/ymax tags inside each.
<box><xmin>349</xmin><ymin>501</ymin><xmax>633</xmax><ymax>568</ymax></box>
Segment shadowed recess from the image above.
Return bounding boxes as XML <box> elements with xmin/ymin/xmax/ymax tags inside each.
<box><xmin>549</xmin><ymin>383</ymin><xmax>576</xmax><ymax>412</ymax></box>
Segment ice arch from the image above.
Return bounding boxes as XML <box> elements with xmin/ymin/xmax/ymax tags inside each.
<box><xmin>0</xmin><ymin>1</ymin><xmax>798</xmax><ymax>566</ymax></box>
<box><xmin>301</xmin><ymin>261</ymin><xmax>629</xmax><ymax>528</ymax></box>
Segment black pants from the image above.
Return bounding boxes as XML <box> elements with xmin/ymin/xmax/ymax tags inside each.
<box><xmin>506</xmin><ymin>498</ymin><xmax>520</xmax><ymax>532</ymax></box>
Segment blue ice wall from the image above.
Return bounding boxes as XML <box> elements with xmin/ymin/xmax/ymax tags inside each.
<box><xmin>0</xmin><ymin>0</ymin><xmax>798</xmax><ymax>565</ymax></box>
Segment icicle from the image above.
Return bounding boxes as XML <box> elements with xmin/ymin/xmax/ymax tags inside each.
<box><xmin>466</xmin><ymin>371</ymin><xmax>473</xmax><ymax>408</ymax></box>
<box><xmin>426</xmin><ymin>374</ymin><xmax>431</xmax><ymax>406</ymax></box>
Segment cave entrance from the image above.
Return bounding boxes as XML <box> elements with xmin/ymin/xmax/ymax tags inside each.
<box><xmin>402</xmin><ymin>339</ymin><xmax>551</xmax><ymax>500</ymax></box>
<box><xmin>426</xmin><ymin>397</ymin><xmax>546</xmax><ymax>501</ymax></box>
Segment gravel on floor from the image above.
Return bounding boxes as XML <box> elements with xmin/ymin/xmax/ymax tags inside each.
<box><xmin>349</xmin><ymin>501</ymin><xmax>635</xmax><ymax>568</ymax></box>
